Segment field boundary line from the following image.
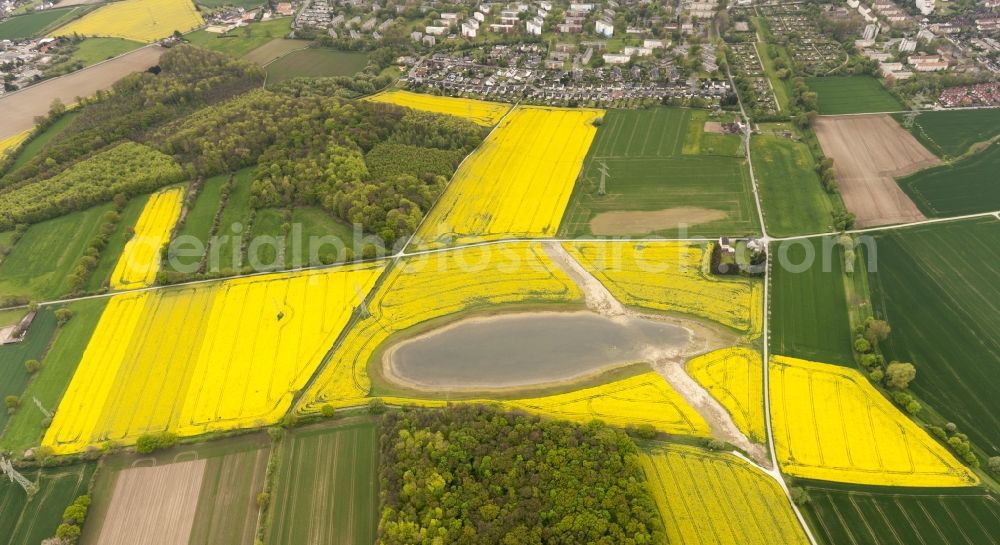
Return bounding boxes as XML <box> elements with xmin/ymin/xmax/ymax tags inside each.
<box><xmin>23</xmin><ymin>208</ymin><xmax>998</xmax><ymax>311</ymax></box>
<box><xmin>0</xmin><ymin>43</ymin><xmax>161</xmax><ymax>103</ymax></box>
<box><xmin>818</xmin><ymin>105</ymin><xmax>1000</xmax><ymax>117</ymax></box>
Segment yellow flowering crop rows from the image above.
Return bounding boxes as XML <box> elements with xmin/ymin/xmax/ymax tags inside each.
<box><xmin>504</xmin><ymin>372</ymin><xmax>710</xmax><ymax>436</ymax></box>
<box><xmin>688</xmin><ymin>347</ymin><xmax>765</xmax><ymax>441</ymax></box>
<box><xmin>301</xmin><ymin>242</ymin><xmax>582</xmax><ymax>407</ymax></box>
<box><xmin>109</xmin><ymin>186</ymin><xmax>184</xmax><ymax>290</ymax></box>
<box><xmin>51</xmin><ymin>0</ymin><xmax>204</xmax><ymax>42</ymax></box>
<box><xmin>640</xmin><ymin>445</ymin><xmax>809</xmax><ymax>545</ymax></box>
<box><xmin>0</xmin><ymin>130</ymin><xmax>30</xmax><ymax>159</ymax></box>
<box><xmin>376</xmin><ymin>372</ymin><xmax>709</xmax><ymax>437</ymax></box>
<box><xmin>412</xmin><ymin>106</ymin><xmax>603</xmax><ymax>250</ymax></box>
<box><xmin>770</xmin><ymin>355</ymin><xmax>979</xmax><ymax>487</ymax></box>
<box><xmin>565</xmin><ymin>241</ymin><xmax>764</xmax><ymax>336</ymax></box>
<box><xmin>365</xmin><ymin>90</ymin><xmax>511</xmax><ymax>127</ymax></box>
<box><xmin>43</xmin><ymin>263</ymin><xmax>383</xmax><ymax>454</ymax></box>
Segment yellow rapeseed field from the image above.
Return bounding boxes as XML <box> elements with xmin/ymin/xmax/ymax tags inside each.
<box><xmin>352</xmin><ymin>372</ymin><xmax>710</xmax><ymax>438</ymax></box>
<box><xmin>565</xmin><ymin>241</ymin><xmax>764</xmax><ymax>336</ymax></box>
<box><xmin>0</xmin><ymin>130</ymin><xmax>30</xmax><ymax>158</ymax></box>
<box><xmin>43</xmin><ymin>263</ymin><xmax>383</xmax><ymax>454</ymax></box>
<box><xmin>51</xmin><ymin>0</ymin><xmax>204</xmax><ymax>42</ymax></box>
<box><xmin>504</xmin><ymin>372</ymin><xmax>710</xmax><ymax>436</ymax></box>
<box><xmin>109</xmin><ymin>186</ymin><xmax>184</xmax><ymax>290</ymax></box>
<box><xmin>365</xmin><ymin>90</ymin><xmax>511</xmax><ymax>127</ymax></box>
<box><xmin>411</xmin><ymin>106</ymin><xmax>603</xmax><ymax>250</ymax></box>
<box><xmin>770</xmin><ymin>355</ymin><xmax>979</xmax><ymax>487</ymax></box>
<box><xmin>301</xmin><ymin>242</ymin><xmax>583</xmax><ymax>408</ymax></box>
<box><xmin>640</xmin><ymin>445</ymin><xmax>809</xmax><ymax>545</ymax></box>
<box><xmin>688</xmin><ymin>347</ymin><xmax>764</xmax><ymax>441</ymax></box>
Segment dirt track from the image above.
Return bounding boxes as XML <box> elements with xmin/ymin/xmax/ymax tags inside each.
<box><xmin>94</xmin><ymin>459</ymin><xmax>206</xmax><ymax>545</ymax></box>
<box><xmin>0</xmin><ymin>46</ymin><xmax>164</xmax><ymax>140</ymax></box>
<box><xmin>814</xmin><ymin>115</ymin><xmax>939</xmax><ymax>227</ymax></box>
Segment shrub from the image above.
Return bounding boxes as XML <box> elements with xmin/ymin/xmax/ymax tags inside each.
<box><xmin>54</xmin><ymin>308</ymin><xmax>74</xmax><ymax>325</ymax></box>
<box><xmin>927</xmin><ymin>425</ymin><xmax>947</xmax><ymax>441</ymax></box>
<box><xmin>368</xmin><ymin>398</ymin><xmax>387</xmax><ymax>415</ymax></box>
<box><xmin>988</xmin><ymin>456</ymin><xmax>1000</xmax><ymax>475</ymax></box>
<box><xmin>790</xmin><ymin>487</ymin><xmax>810</xmax><ymax>506</ymax></box>
<box><xmin>705</xmin><ymin>439</ymin><xmax>727</xmax><ymax>451</ymax></box>
<box><xmin>24</xmin><ymin>359</ymin><xmax>41</xmax><ymax>373</ymax></box>
<box><xmin>257</xmin><ymin>491</ymin><xmax>270</xmax><ymax>508</ymax></box>
<box><xmin>320</xmin><ymin>404</ymin><xmax>336</xmax><ymax>418</ymax></box>
<box><xmin>134</xmin><ymin>431</ymin><xmax>178</xmax><ymax>454</ymax></box>
<box><xmin>631</xmin><ymin>423</ymin><xmax>658</xmax><ymax>440</ymax></box>
<box><xmin>4</xmin><ymin>395</ymin><xmax>19</xmax><ymax>409</ymax></box>
<box><xmin>884</xmin><ymin>361</ymin><xmax>916</xmax><ymax>390</ymax></box>
<box><xmin>55</xmin><ymin>523</ymin><xmax>80</xmax><ymax>542</ymax></box>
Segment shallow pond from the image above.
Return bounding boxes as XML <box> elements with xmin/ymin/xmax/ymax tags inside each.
<box><xmin>384</xmin><ymin>311</ymin><xmax>691</xmax><ymax>389</ymax></box>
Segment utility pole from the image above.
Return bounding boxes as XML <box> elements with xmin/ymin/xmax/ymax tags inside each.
<box><xmin>0</xmin><ymin>457</ymin><xmax>34</xmax><ymax>495</ymax></box>
<box><xmin>597</xmin><ymin>161</ymin><xmax>610</xmax><ymax>196</ymax></box>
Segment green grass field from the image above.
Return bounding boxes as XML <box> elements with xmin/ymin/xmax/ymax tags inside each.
<box><xmin>892</xmin><ymin>109</ymin><xmax>1000</xmax><ymax>159</ymax></box>
<box><xmin>806</xmin><ymin>77</ymin><xmax>903</xmax><ymax>115</ymax></box>
<box><xmin>769</xmin><ymin>237</ymin><xmax>855</xmax><ymax>365</ymax></box>
<box><xmin>165</xmin><ymin>173</ymin><xmax>227</xmax><ymax>273</ymax></box>
<box><xmin>560</xmin><ymin>108</ymin><xmax>759</xmax><ymax>237</ymax></box>
<box><xmin>7</xmin><ymin>111</ymin><xmax>80</xmax><ymax>174</ymax></box>
<box><xmin>69</xmin><ymin>37</ymin><xmax>144</xmax><ymax>66</ymax></box>
<box><xmin>0</xmin><ymin>202</ymin><xmax>115</xmax><ymax>300</ymax></box>
<box><xmin>248</xmin><ymin>207</ymin><xmax>286</xmax><ymax>269</ymax></box>
<box><xmin>290</xmin><ymin>206</ymin><xmax>360</xmax><ymax>266</ymax></box>
<box><xmin>0</xmin><ymin>309</ymin><xmax>56</xmax><ymax>434</ymax></box>
<box><xmin>801</xmin><ymin>481</ymin><xmax>1000</xmax><ymax>545</ymax></box>
<box><xmin>264</xmin><ymin>48</ymin><xmax>369</xmax><ymax>86</ymax></box>
<box><xmin>0</xmin><ymin>462</ymin><xmax>95</xmax><ymax>545</ymax></box>
<box><xmin>0</xmin><ymin>308</ymin><xmax>26</xmax><ymax>327</ymax></box>
<box><xmin>184</xmin><ymin>18</ymin><xmax>292</xmax><ymax>58</ymax></box>
<box><xmin>0</xmin><ymin>299</ymin><xmax>106</xmax><ymax>453</ymax></box>
<box><xmin>868</xmin><ymin>218</ymin><xmax>1000</xmax><ymax>452</ymax></box>
<box><xmin>755</xmin><ymin>39</ymin><xmax>792</xmax><ymax>113</ymax></box>
<box><xmin>207</xmin><ymin>168</ymin><xmax>254</xmax><ymax>274</ymax></box>
<box><xmin>268</xmin><ymin>420</ymin><xmax>379</xmax><ymax>545</ymax></box>
<box><xmin>84</xmin><ymin>195</ymin><xmax>149</xmax><ymax>292</ymax></box>
<box><xmin>0</xmin><ymin>7</ymin><xmax>76</xmax><ymax>39</ymax></box>
<box><xmin>897</xmin><ymin>142</ymin><xmax>1000</xmax><ymax>217</ymax></box>
<box><xmin>752</xmin><ymin>135</ymin><xmax>836</xmax><ymax>237</ymax></box>
<box><xmin>82</xmin><ymin>434</ymin><xmax>269</xmax><ymax>545</ymax></box>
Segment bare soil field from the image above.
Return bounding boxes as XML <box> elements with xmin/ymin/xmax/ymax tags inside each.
<box><xmin>0</xmin><ymin>45</ymin><xmax>163</xmax><ymax>140</ymax></box>
<box><xmin>703</xmin><ymin>121</ymin><xmax>725</xmax><ymax>134</ymax></box>
<box><xmin>590</xmin><ymin>207</ymin><xmax>727</xmax><ymax>235</ymax></box>
<box><xmin>93</xmin><ymin>459</ymin><xmax>206</xmax><ymax>545</ymax></box>
<box><xmin>814</xmin><ymin>114</ymin><xmax>938</xmax><ymax>227</ymax></box>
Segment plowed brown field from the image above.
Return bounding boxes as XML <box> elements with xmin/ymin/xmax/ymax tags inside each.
<box><xmin>814</xmin><ymin>115</ymin><xmax>939</xmax><ymax>227</ymax></box>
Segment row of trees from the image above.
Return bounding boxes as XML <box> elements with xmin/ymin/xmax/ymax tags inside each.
<box><xmin>852</xmin><ymin>315</ymin><xmax>982</xmax><ymax>469</ymax></box>
<box><xmin>378</xmin><ymin>405</ymin><xmax>665</xmax><ymax>545</ymax></box>
<box><xmin>0</xmin><ymin>142</ymin><xmax>184</xmax><ymax>230</ymax></box>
